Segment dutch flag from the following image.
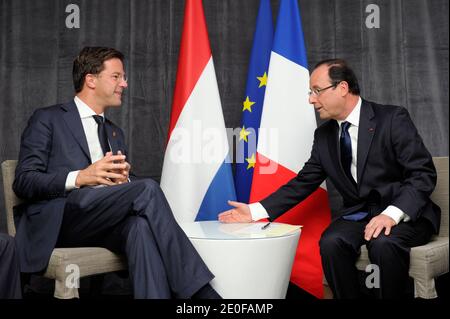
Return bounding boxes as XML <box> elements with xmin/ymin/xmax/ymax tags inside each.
<box><xmin>161</xmin><ymin>0</ymin><xmax>236</xmax><ymax>223</ymax></box>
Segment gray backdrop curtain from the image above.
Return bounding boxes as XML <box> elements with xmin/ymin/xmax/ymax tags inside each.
<box><xmin>0</xmin><ymin>0</ymin><xmax>448</xmax><ymax>233</ymax></box>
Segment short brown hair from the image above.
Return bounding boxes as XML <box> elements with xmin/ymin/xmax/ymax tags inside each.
<box><xmin>73</xmin><ymin>47</ymin><xmax>124</xmax><ymax>93</ymax></box>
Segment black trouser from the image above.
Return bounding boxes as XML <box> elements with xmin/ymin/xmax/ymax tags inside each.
<box><xmin>57</xmin><ymin>179</ymin><xmax>214</xmax><ymax>298</ymax></box>
<box><xmin>0</xmin><ymin>233</ymin><xmax>22</xmax><ymax>299</ymax></box>
<box><xmin>319</xmin><ymin>216</ymin><xmax>433</xmax><ymax>299</ymax></box>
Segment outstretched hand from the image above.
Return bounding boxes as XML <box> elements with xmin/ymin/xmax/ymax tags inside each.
<box><xmin>218</xmin><ymin>200</ymin><xmax>252</xmax><ymax>223</ymax></box>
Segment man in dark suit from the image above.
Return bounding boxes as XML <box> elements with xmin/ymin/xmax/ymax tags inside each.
<box><xmin>219</xmin><ymin>59</ymin><xmax>440</xmax><ymax>298</ymax></box>
<box><xmin>13</xmin><ymin>46</ymin><xmax>220</xmax><ymax>299</ymax></box>
<box><xmin>0</xmin><ymin>233</ymin><xmax>22</xmax><ymax>298</ymax></box>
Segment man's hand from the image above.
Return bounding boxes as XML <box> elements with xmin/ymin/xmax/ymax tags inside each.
<box><xmin>218</xmin><ymin>200</ymin><xmax>252</xmax><ymax>223</ymax></box>
<box><xmin>364</xmin><ymin>214</ymin><xmax>397</xmax><ymax>240</ymax></box>
<box><xmin>75</xmin><ymin>152</ymin><xmax>129</xmax><ymax>187</ymax></box>
<box><xmin>110</xmin><ymin>150</ymin><xmax>131</xmax><ymax>184</ymax></box>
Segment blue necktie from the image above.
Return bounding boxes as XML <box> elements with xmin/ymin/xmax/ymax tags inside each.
<box><xmin>340</xmin><ymin>121</ymin><xmax>354</xmax><ymax>183</ymax></box>
<box><xmin>340</xmin><ymin>121</ymin><xmax>368</xmax><ymax>221</ymax></box>
<box><xmin>93</xmin><ymin>115</ymin><xmax>110</xmax><ymax>155</ymax></box>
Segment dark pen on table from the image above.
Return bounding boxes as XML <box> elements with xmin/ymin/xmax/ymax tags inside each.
<box><xmin>261</xmin><ymin>222</ymin><xmax>271</xmax><ymax>230</ymax></box>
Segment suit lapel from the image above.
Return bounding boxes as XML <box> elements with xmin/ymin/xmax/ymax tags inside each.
<box><xmin>327</xmin><ymin>121</ymin><xmax>358</xmax><ymax>192</ymax></box>
<box><xmin>357</xmin><ymin>99</ymin><xmax>376</xmax><ymax>185</ymax></box>
<box><xmin>61</xmin><ymin>101</ymin><xmax>91</xmax><ymax>162</ymax></box>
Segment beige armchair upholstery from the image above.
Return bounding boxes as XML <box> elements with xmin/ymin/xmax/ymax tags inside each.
<box><xmin>2</xmin><ymin>160</ymin><xmax>127</xmax><ymax>299</ymax></box>
<box><xmin>324</xmin><ymin>157</ymin><xmax>449</xmax><ymax>299</ymax></box>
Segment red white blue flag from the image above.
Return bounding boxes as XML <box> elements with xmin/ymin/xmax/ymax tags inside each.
<box><xmin>249</xmin><ymin>0</ymin><xmax>331</xmax><ymax>298</ymax></box>
<box><xmin>161</xmin><ymin>0</ymin><xmax>236</xmax><ymax>222</ymax></box>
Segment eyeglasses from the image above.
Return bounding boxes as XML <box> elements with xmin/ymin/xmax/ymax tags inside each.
<box><xmin>92</xmin><ymin>73</ymin><xmax>128</xmax><ymax>83</ymax></box>
<box><xmin>308</xmin><ymin>83</ymin><xmax>338</xmax><ymax>97</ymax></box>
<box><xmin>109</xmin><ymin>73</ymin><xmax>127</xmax><ymax>83</ymax></box>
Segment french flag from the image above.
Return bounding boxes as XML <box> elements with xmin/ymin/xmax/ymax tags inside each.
<box><xmin>249</xmin><ymin>0</ymin><xmax>331</xmax><ymax>298</ymax></box>
<box><xmin>160</xmin><ymin>0</ymin><xmax>236</xmax><ymax>223</ymax></box>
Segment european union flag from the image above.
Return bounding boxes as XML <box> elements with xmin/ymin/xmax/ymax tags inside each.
<box><xmin>235</xmin><ymin>0</ymin><xmax>273</xmax><ymax>203</ymax></box>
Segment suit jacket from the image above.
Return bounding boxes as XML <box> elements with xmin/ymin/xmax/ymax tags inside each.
<box><xmin>13</xmin><ymin>101</ymin><xmax>129</xmax><ymax>272</ymax></box>
<box><xmin>260</xmin><ymin>99</ymin><xmax>441</xmax><ymax>234</ymax></box>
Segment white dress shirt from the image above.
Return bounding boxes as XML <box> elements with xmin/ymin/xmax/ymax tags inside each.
<box><xmin>64</xmin><ymin>96</ymin><xmax>106</xmax><ymax>190</ymax></box>
<box><xmin>249</xmin><ymin>97</ymin><xmax>409</xmax><ymax>224</ymax></box>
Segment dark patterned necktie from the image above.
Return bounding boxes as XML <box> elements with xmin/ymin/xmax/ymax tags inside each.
<box><xmin>340</xmin><ymin>121</ymin><xmax>368</xmax><ymax>220</ymax></box>
<box><xmin>340</xmin><ymin>121</ymin><xmax>354</xmax><ymax>183</ymax></box>
<box><xmin>92</xmin><ymin>115</ymin><xmax>110</xmax><ymax>155</ymax></box>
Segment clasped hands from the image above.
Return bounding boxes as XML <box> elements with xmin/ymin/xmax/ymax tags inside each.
<box><xmin>75</xmin><ymin>151</ymin><xmax>130</xmax><ymax>187</ymax></box>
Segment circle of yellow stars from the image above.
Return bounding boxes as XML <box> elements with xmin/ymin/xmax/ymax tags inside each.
<box><xmin>240</xmin><ymin>71</ymin><xmax>268</xmax><ymax>169</ymax></box>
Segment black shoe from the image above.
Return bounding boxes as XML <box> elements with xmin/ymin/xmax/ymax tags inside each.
<box><xmin>191</xmin><ymin>283</ymin><xmax>222</xmax><ymax>299</ymax></box>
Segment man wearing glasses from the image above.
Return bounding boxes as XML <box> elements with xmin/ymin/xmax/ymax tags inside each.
<box><xmin>219</xmin><ymin>59</ymin><xmax>440</xmax><ymax>299</ymax></box>
<box><xmin>13</xmin><ymin>47</ymin><xmax>220</xmax><ymax>299</ymax></box>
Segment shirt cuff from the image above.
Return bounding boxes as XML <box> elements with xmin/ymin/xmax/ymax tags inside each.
<box><xmin>381</xmin><ymin>205</ymin><xmax>410</xmax><ymax>224</ymax></box>
<box><xmin>248</xmin><ymin>202</ymin><xmax>269</xmax><ymax>221</ymax></box>
<box><xmin>65</xmin><ymin>170</ymin><xmax>80</xmax><ymax>191</ymax></box>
